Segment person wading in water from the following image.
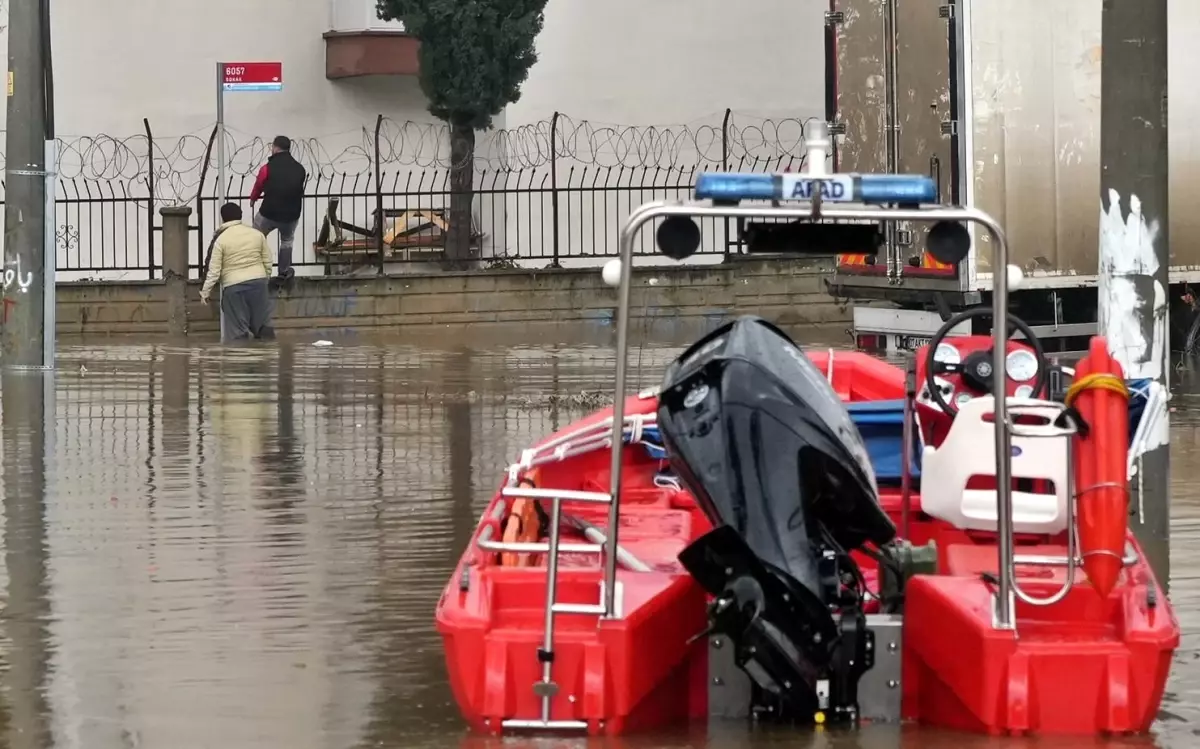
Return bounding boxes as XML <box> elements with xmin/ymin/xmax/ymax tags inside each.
<box><xmin>200</xmin><ymin>202</ymin><xmax>276</xmax><ymax>341</ymax></box>
<box><xmin>249</xmin><ymin>135</ymin><xmax>306</xmax><ymax>289</ymax></box>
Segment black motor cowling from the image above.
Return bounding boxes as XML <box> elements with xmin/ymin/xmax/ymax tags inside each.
<box><xmin>657</xmin><ymin>315</ymin><xmax>895</xmax><ymax>569</ymax></box>
<box><xmin>658</xmin><ymin>315</ymin><xmax>896</xmax><ymax>723</ymax></box>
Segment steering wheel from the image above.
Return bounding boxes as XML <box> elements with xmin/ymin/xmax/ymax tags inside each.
<box><xmin>924</xmin><ymin>307</ymin><xmax>1050</xmax><ymax>415</ymax></box>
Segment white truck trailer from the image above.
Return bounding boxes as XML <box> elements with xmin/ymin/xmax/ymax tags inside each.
<box><xmin>826</xmin><ymin>0</ymin><xmax>1193</xmax><ymax>352</ymax></box>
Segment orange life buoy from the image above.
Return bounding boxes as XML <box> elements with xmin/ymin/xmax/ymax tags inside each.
<box><xmin>500</xmin><ymin>470</ymin><xmax>542</xmax><ymax>567</ymax></box>
<box><xmin>1067</xmin><ymin>336</ymin><xmax>1130</xmax><ymax>598</ymax></box>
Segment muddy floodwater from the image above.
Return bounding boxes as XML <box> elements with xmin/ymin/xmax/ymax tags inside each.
<box><xmin>0</xmin><ymin>338</ymin><xmax>1194</xmax><ymax>748</ymax></box>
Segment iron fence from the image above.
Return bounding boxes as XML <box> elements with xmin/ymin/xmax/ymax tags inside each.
<box><xmin>0</xmin><ymin>111</ymin><xmax>821</xmax><ymax>280</ymax></box>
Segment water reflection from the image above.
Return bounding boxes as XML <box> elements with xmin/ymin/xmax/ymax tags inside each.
<box><xmin>0</xmin><ymin>341</ymin><xmax>1191</xmax><ymax>747</ymax></box>
<box><xmin>456</xmin><ymin>722</ymin><xmax>1173</xmax><ymax>748</ymax></box>
<box><xmin>1</xmin><ymin>372</ymin><xmax>52</xmax><ymax>749</ymax></box>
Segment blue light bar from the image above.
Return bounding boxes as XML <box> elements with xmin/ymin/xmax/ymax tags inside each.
<box><xmin>693</xmin><ymin>172</ymin><xmax>938</xmax><ymax>205</ymax></box>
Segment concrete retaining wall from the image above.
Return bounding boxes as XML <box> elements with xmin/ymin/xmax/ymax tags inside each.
<box><xmin>54</xmin><ymin>258</ymin><xmax>848</xmax><ymax>339</ymax></box>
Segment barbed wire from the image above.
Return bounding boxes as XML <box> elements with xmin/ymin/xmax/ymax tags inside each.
<box><xmin>0</xmin><ymin>112</ymin><xmax>819</xmax><ymax>204</ymax></box>
<box><xmin>489</xmin><ymin>113</ymin><xmax>815</xmax><ymax>170</ymax></box>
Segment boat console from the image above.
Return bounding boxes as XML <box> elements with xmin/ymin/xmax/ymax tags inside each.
<box><xmin>912</xmin><ymin>308</ymin><xmax>1052</xmax><ymax>448</ymax></box>
<box><xmin>917</xmin><ymin>308</ymin><xmax>1049</xmax><ymax>414</ymax></box>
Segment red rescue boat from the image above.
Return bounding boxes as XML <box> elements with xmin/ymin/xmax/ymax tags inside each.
<box><xmin>437</xmin><ymin>158</ymin><xmax>1178</xmax><ymax>738</ymax></box>
<box><xmin>437</xmin><ymin>330</ymin><xmax>1177</xmax><ymax>736</ymax></box>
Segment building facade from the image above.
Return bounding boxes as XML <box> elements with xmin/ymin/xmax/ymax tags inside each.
<box><xmin>0</xmin><ymin>0</ymin><xmax>828</xmax><ymax>279</ymax></box>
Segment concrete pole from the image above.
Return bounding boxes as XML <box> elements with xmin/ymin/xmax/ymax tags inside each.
<box><xmin>161</xmin><ymin>206</ymin><xmax>193</xmax><ymax>336</ymax></box>
<box><xmin>3</xmin><ymin>0</ymin><xmax>48</xmax><ymax>366</ymax></box>
<box><xmin>1</xmin><ymin>4</ymin><xmax>53</xmax><ymax>744</ymax></box>
<box><xmin>1098</xmin><ymin>0</ymin><xmax>1170</xmax><ymax>583</ymax></box>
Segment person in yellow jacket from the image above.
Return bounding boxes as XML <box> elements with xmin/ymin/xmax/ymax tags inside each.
<box><xmin>200</xmin><ymin>202</ymin><xmax>276</xmax><ymax>340</ymax></box>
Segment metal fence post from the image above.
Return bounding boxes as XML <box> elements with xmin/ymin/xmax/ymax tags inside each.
<box><xmin>374</xmin><ymin>114</ymin><xmax>385</xmax><ymax>276</ymax></box>
<box><xmin>721</xmin><ymin>108</ymin><xmax>732</xmax><ymax>262</ymax></box>
<box><xmin>550</xmin><ymin>111</ymin><xmax>561</xmax><ymax>267</ymax></box>
<box><xmin>144</xmin><ymin>118</ymin><xmax>156</xmax><ymax>278</ymax></box>
<box><xmin>196</xmin><ymin>124</ymin><xmax>219</xmax><ymax>278</ymax></box>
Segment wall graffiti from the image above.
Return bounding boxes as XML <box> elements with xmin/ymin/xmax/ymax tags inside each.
<box><xmin>289</xmin><ymin>293</ymin><xmax>358</xmax><ymax>320</ymax></box>
<box><xmin>3</xmin><ymin>256</ymin><xmax>34</xmax><ymax>293</ymax></box>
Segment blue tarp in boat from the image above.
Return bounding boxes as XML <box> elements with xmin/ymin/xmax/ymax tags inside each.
<box><xmin>845</xmin><ymin>400</ymin><xmax>921</xmax><ymax>482</ymax></box>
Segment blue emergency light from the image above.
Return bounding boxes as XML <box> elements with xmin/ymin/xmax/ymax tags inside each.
<box><xmin>693</xmin><ymin>172</ymin><xmax>938</xmax><ymax>205</ymax></box>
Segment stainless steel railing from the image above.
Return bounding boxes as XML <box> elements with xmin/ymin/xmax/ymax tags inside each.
<box><xmin>607</xmin><ymin>126</ymin><xmax>1024</xmax><ymax>626</ymax></box>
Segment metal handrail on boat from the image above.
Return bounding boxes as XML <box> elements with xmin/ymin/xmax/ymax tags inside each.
<box><xmin>608</xmin><ymin>120</ymin><xmax>1026</xmax><ymax>629</ymax></box>
<box><xmin>1003</xmin><ymin>409</ymin><xmax>1080</xmax><ymax>607</ymax></box>
<box><xmin>1015</xmin><ymin>539</ymin><xmax>1139</xmax><ymax>568</ymax></box>
<box><xmin>506</xmin><ymin>412</ymin><xmax>658</xmax><ymax>484</ymax></box>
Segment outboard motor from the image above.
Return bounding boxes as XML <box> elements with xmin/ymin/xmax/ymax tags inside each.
<box><xmin>657</xmin><ymin>316</ymin><xmax>897</xmax><ymax>724</ymax></box>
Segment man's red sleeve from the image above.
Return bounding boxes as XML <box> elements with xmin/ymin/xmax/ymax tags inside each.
<box><xmin>249</xmin><ymin>164</ymin><xmax>269</xmax><ymax>203</ymax></box>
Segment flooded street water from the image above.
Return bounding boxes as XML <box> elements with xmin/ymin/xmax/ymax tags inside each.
<box><xmin>0</xmin><ymin>338</ymin><xmax>1194</xmax><ymax>748</ymax></box>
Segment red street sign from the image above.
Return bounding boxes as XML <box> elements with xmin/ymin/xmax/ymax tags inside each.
<box><xmin>222</xmin><ymin>62</ymin><xmax>283</xmax><ymax>92</ymax></box>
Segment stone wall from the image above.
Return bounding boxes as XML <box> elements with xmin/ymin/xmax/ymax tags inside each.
<box><xmin>53</xmin><ymin>258</ymin><xmax>849</xmax><ymax>339</ymax></box>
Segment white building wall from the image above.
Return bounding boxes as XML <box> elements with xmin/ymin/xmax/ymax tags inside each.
<box><xmin>43</xmin><ymin>0</ymin><xmax>428</xmax><ymax>139</ymax></box>
<box><xmin>496</xmin><ymin>0</ymin><xmax>827</xmax><ymax>265</ymax></box>
<box><xmin>511</xmin><ymin>0</ymin><xmax>825</xmax><ymax>126</ymax></box>
<box><xmin>0</xmin><ymin>0</ymin><xmax>827</xmax><ymax>277</ymax></box>
<box><xmin>0</xmin><ymin>0</ymin><xmax>438</xmax><ymax>279</ymax></box>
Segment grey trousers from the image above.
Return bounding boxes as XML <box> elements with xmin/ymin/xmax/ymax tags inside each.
<box><xmin>253</xmin><ymin>212</ymin><xmax>298</xmax><ymax>273</ymax></box>
<box><xmin>221</xmin><ymin>278</ymin><xmax>275</xmax><ymax>341</ymax></box>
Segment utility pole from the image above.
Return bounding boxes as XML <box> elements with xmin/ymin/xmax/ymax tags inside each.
<box><xmin>3</xmin><ymin>0</ymin><xmax>52</xmax><ymax>366</ymax></box>
<box><xmin>2</xmin><ymin>0</ymin><xmax>55</xmax><ymax>746</ymax></box>
<box><xmin>1098</xmin><ymin>0</ymin><xmax>1170</xmax><ymax>583</ymax></box>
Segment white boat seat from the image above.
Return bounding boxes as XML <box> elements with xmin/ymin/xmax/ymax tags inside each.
<box><xmin>920</xmin><ymin>396</ymin><xmax>1070</xmax><ymax>535</ymax></box>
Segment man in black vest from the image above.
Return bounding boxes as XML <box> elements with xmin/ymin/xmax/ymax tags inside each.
<box><xmin>249</xmin><ymin>135</ymin><xmax>307</xmax><ymax>287</ymax></box>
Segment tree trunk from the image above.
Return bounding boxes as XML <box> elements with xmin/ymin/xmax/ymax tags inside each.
<box><xmin>446</xmin><ymin>123</ymin><xmax>476</xmax><ymax>264</ymax></box>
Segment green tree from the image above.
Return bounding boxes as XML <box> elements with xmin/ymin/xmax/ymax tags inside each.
<box><xmin>376</xmin><ymin>0</ymin><xmax>548</xmax><ymax>263</ymax></box>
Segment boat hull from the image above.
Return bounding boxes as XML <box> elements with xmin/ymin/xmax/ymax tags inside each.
<box><xmin>901</xmin><ymin>534</ymin><xmax>1176</xmax><ymax>734</ymax></box>
<box><xmin>438</xmin><ymin>567</ymin><xmax>709</xmax><ymax>734</ymax></box>
<box><xmin>436</xmin><ymin>395</ymin><xmax>713</xmax><ymax>734</ymax></box>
